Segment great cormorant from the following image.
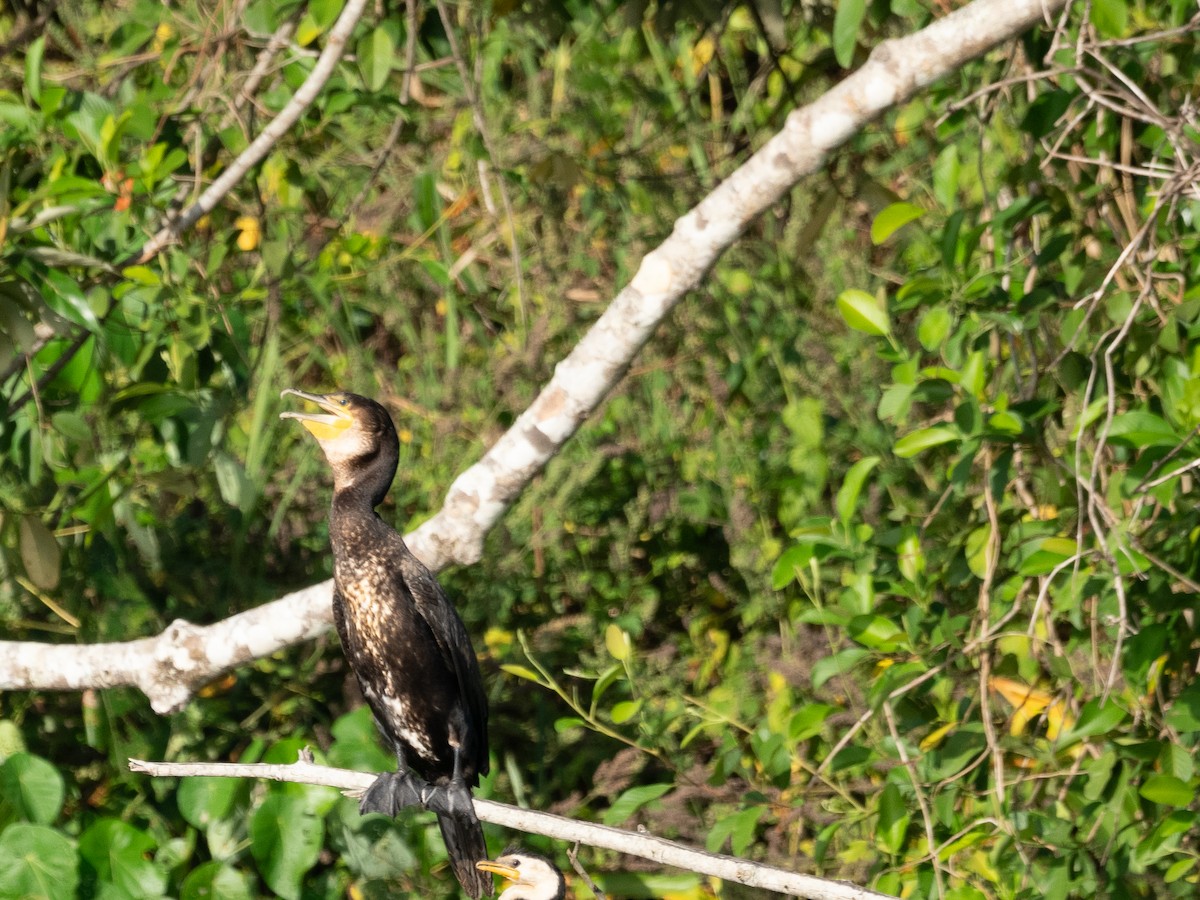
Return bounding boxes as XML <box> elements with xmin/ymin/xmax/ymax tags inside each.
<box><xmin>476</xmin><ymin>849</ymin><xmax>568</xmax><ymax>900</ymax></box>
<box><xmin>280</xmin><ymin>388</ymin><xmax>492</xmax><ymax>898</ymax></box>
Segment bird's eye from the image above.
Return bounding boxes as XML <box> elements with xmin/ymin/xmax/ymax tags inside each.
<box><xmin>511</xmin><ymin>860</ymin><xmax>520</xmax><ymax>868</ymax></box>
<box><xmin>339</xmin><ymin>397</ymin><xmax>348</xmax><ymax>406</ymax></box>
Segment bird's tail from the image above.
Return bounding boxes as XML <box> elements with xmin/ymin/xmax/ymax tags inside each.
<box><xmin>438</xmin><ymin>806</ymin><xmax>493</xmax><ymax>898</ymax></box>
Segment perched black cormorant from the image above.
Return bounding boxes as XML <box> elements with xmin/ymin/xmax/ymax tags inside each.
<box><xmin>476</xmin><ymin>849</ymin><xmax>567</xmax><ymax>900</ymax></box>
<box><xmin>280</xmin><ymin>388</ymin><xmax>492</xmax><ymax>898</ymax></box>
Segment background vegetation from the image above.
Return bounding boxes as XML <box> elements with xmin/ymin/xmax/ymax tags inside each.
<box><xmin>0</xmin><ymin>0</ymin><xmax>1198</xmax><ymax>897</ymax></box>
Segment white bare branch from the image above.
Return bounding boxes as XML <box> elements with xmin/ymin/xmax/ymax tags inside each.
<box><xmin>0</xmin><ymin>0</ymin><xmax>1067</xmax><ymax>710</ymax></box>
<box><xmin>408</xmin><ymin>0</ymin><xmax>1066</xmax><ymax>571</ymax></box>
<box><xmin>128</xmin><ymin>755</ymin><xmax>894</xmax><ymax>900</ymax></box>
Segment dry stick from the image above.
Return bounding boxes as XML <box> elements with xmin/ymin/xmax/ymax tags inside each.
<box><xmin>127</xmin><ymin>756</ymin><xmax>893</xmax><ymax>900</ymax></box>
<box><xmin>0</xmin><ymin>0</ymin><xmax>1069</xmax><ymax>710</ymax></box>
<box><xmin>399</xmin><ymin>0</ymin><xmax>418</xmax><ymax>104</ymax></box>
<box><xmin>881</xmin><ymin>704</ymin><xmax>943</xmax><ymax>898</ymax></box>
<box><xmin>566</xmin><ymin>843</ymin><xmax>608</xmax><ymax>900</ymax></box>
<box><xmin>134</xmin><ymin>0</ymin><xmax>368</xmax><ymax>264</ymax></box>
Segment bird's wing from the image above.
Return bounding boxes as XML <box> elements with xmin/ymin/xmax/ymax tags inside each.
<box><xmin>332</xmin><ymin>584</ymin><xmax>350</xmax><ymax>650</ymax></box>
<box><xmin>397</xmin><ymin>558</ymin><xmax>490</xmax><ymax>774</ymax></box>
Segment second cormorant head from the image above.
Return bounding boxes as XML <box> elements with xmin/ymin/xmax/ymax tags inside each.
<box><xmin>476</xmin><ymin>849</ymin><xmax>567</xmax><ymax>900</ymax></box>
<box><xmin>280</xmin><ymin>389</ymin><xmax>399</xmax><ymax>505</ymax></box>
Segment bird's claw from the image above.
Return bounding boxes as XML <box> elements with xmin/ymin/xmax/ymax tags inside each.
<box><xmin>359</xmin><ymin>771</ymin><xmax>430</xmax><ymax>817</ymax></box>
<box><xmin>358</xmin><ymin>772</ymin><xmax>475</xmax><ymax>822</ymax></box>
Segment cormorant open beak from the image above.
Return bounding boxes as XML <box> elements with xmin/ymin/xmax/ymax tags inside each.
<box><xmin>475</xmin><ymin>859</ymin><xmax>523</xmax><ymax>884</ymax></box>
<box><xmin>279</xmin><ymin>388</ymin><xmax>355</xmax><ymax>442</ymax></box>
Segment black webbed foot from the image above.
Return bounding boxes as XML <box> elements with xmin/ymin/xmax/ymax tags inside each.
<box><xmin>421</xmin><ymin>777</ymin><xmax>475</xmax><ymax>820</ymax></box>
<box><xmin>359</xmin><ymin>770</ymin><xmax>433</xmax><ymax>817</ymax></box>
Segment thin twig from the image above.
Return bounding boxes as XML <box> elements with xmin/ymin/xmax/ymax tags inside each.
<box><xmin>127</xmin><ymin>755</ymin><xmax>893</xmax><ymax>900</ymax></box>
<box><xmin>566</xmin><ymin>842</ymin><xmax>608</xmax><ymax>900</ymax></box>
<box><xmin>882</xmin><ymin>704</ymin><xmax>945</xmax><ymax>898</ymax></box>
<box><xmin>133</xmin><ymin>0</ymin><xmax>369</xmax><ymax>264</ymax></box>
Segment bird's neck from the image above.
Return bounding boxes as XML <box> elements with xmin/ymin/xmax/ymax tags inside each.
<box><xmin>329</xmin><ymin>488</ymin><xmax>388</xmax><ymax>554</ymax></box>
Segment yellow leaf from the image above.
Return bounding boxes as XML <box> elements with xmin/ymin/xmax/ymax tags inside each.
<box><xmin>1045</xmin><ymin>699</ymin><xmax>1074</xmax><ymax>742</ymax></box>
<box><xmin>152</xmin><ymin>22</ymin><xmax>174</xmax><ymax>54</ymax></box>
<box><xmin>235</xmin><ymin>216</ymin><xmax>260</xmax><ymax>251</ymax></box>
<box><xmin>691</xmin><ymin>36</ymin><xmax>715</xmax><ymax>74</ymax></box>
<box><xmin>483</xmin><ymin>627</ymin><xmax>512</xmax><ymax>652</ymax></box>
<box><xmin>919</xmin><ymin>721</ymin><xmax>956</xmax><ymax>752</ymax></box>
<box><xmin>605</xmin><ymin>623</ymin><xmax>631</xmax><ymax>662</ymax></box>
<box><xmin>989</xmin><ymin>676</ymin><xmax>1052</xmax><ymax>737</ymax></box>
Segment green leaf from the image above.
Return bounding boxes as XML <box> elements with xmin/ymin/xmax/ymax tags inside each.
<box><xmin>1139</xmin><ymin>775</ymin><xmax>1192</xmax><ymax>807</ymax></box>
<box><xmin>871</xmin><ymin>202</ymin><xmax>925</xmax><ymax>245</ymax></box>
<box><xmin>25</xmin><ymin>37</ymin><xmax>44</xmax><ymax>106</ymax></box>
<box><xmin>0</xmin><ymin>720</ymin><xmax>26</xmax><ymax>760</ymax></box>
<box><xmin>180</xmin><ymin>861</ymin><xmax>253</xmax><ymax>900</ymax></box>
<box><xmin>1016</xmin><ymin>536</ymin><xmax>1078</xmax><ymax>576</ymax></box>
<box><xmin>18</xmin><ymin>516</ymin><xmax>60</xmax><ymax>591</ymax></box>
<box><xmin>0</xmin><ymin>823</ymin><xmax>79</xmax><ymax>899</ymax></box>
<box><xmin>249</xmin><ymin>794</ymin><xmax>323</xmax><ymax>900</ymax></box>
<box><xmin>875</xmin><ymin>782</ymin><xmax>909</xmax><ymax>854</ymax></box>
<box><xmin>849</xmin><ymin>615</ymin><xmax>908</xmax><ymax>651</ymax></box>
<box><xmin>894</xmin><ymin>425</ymin><xmax>959</xmax><ymax>457</ymax></box>
<box><xmin>917</xmin><ymin>306</ymin><xmax>952</xmax><ymax>350</ymax></box>
<box><xmin>357</xmin><ymin>26</ymin><xmax>396</xmax><ymax>92</ymax></box>
<box><xmin>610</xmin><ymin>700</ymin><xmax>642</xmax><ymax>724</ymax></box>
<box><xmin>1107</xmin><ymin>411</ymin><xmax>1180</xmax><ymax>448</ymax></box>
<box><xmin>959</xmin><ymin>350</ymin><xmax>986</xmax><ymax>399</ymax></box>
<box><xmin>897</xmin><ymin>528</ymin><xmax>924</xmax><ymax>583</ymax></box>
<box><xmin>308</xmin><ymin>0</ymin><xmax>345</xmax><ymax>29</ymax></box>
<box><xmin>837</xmin><ymin>289</ymin><xmax>890</xmax><ymax>336</ymax></box>
<box><xmin>812</xmin><ymin>648</ymin><xmax>870</xmax><ymax>690</ymax></box>
<box><xmin>965</xmin><ymin>523</ymin><xmax>996</xmax><ymax>579</ymax></box>
<box><xmin>178</xmin><ymin>777</ymin><xmax>240</xmax><ymax>831</ymax></box>
<box><xmin>831</xmin><ymin>0</ymin><xmax>866</xmax><ymax>68</ymax></box>
<box><xmin>1165</xmin><ymin>682</ymin><xmax>1200</xmax><ymax>733</ymax></box>
<box><xmin>40</xmin><ymin>268</ymin><xmax>101</xmax><ymax>332</ymax></box>
<box><xmin>78</xmin><ymin>818</ymin><xmax>165</xmax><ymax>898</ymax></box>
<box><xmin>789</xmin><ymin>704</ymin><xmax>836</xmax><ymax>743</ymax></box>
<box><xmin>590</xmin><ymin>664</ymin><xmax>624</xmax><ymax>712</ymax></box>
<box><xmin>988</xmin><ymin>410</ymin><xmax>1024</xmax><ymax>435</ymax></box>
<box><xmin>602</xmin><ymin>783</ymin><xmax>672</xmax><ymax>826</ymax></box>
<box><xmin>772</xmin><ymin>543</ymin><xmax>813</xmax><ymax>589</ymax></box>
<box><xmin>835</xmin><ymin>456</ymin><xmax>880</xmax><ymax>528</ymax></box>
<box><xmin>1056</xmin><ymin>698</ymin><xmax>1127</xmax><ymax>746</ymax></box>
<box><xmin>932</xmin><ymin>145</ymin><xmax>959</xmax><ymax>208</ymax></box>
<box><xmin>0</xmin><ymin>753</ymin><xmax>64</xmax><ymax>825</ymax></box>
<box><xmin>500</xmin><ymin>664</ymin><xmax>545</xmax><ymax>684</ymax></box>
<box><xmin>727</xmin><ymin>805</ymin><xmax>767</xmax><ymax>857</ymax></box>
<box><xmin>213</xmin><ymin>451</ymin><xmax>255</xmax><ymax>513</ymax></box>
<box><xmin>1092</xmin><ymin>0</ymin><xmax>1127</xmax><ymax>37</ymax></box>
<box><xmin>1165</xmin><ymin>858</ymin><xmax>1197</xmax><ymax>884</ymax></box>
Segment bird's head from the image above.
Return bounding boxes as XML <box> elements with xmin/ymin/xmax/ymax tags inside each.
<box><xmin>476</xmin><ymin>849</ymin><xmax>567</xmax><ymax>900</ymax></box>
<box><xmin>279</xmin><ymin>388</ymin><xmax>398</xmax><ymax>500</ymax></box>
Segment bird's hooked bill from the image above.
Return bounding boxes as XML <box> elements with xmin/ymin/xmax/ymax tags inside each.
<box><xmin>475</xmin><ymin>860</ymin><xmax>522</xmax><ymax>881</ymax></box>
<box><xmin>279</xmin><ymin>388</ymin><xmax>355</xmax><ymax>441</ymax></box>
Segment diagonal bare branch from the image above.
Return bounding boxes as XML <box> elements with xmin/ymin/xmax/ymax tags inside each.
<box><xmin>0</xmin><ymin>0</ymin><xmax>1068</xmax><ymax>712</ymax></box>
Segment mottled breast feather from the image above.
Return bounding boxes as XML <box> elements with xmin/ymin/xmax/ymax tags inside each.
<box><xmin>331</xmin><ymin>514</ymin><xmax>488</xmax><ymax>784</ymax></box>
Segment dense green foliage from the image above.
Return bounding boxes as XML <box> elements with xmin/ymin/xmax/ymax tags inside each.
<box><xmin>1</xmin><ymin>0</ymin><xmax>1198</xmax><ymax>897</ymax></box>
